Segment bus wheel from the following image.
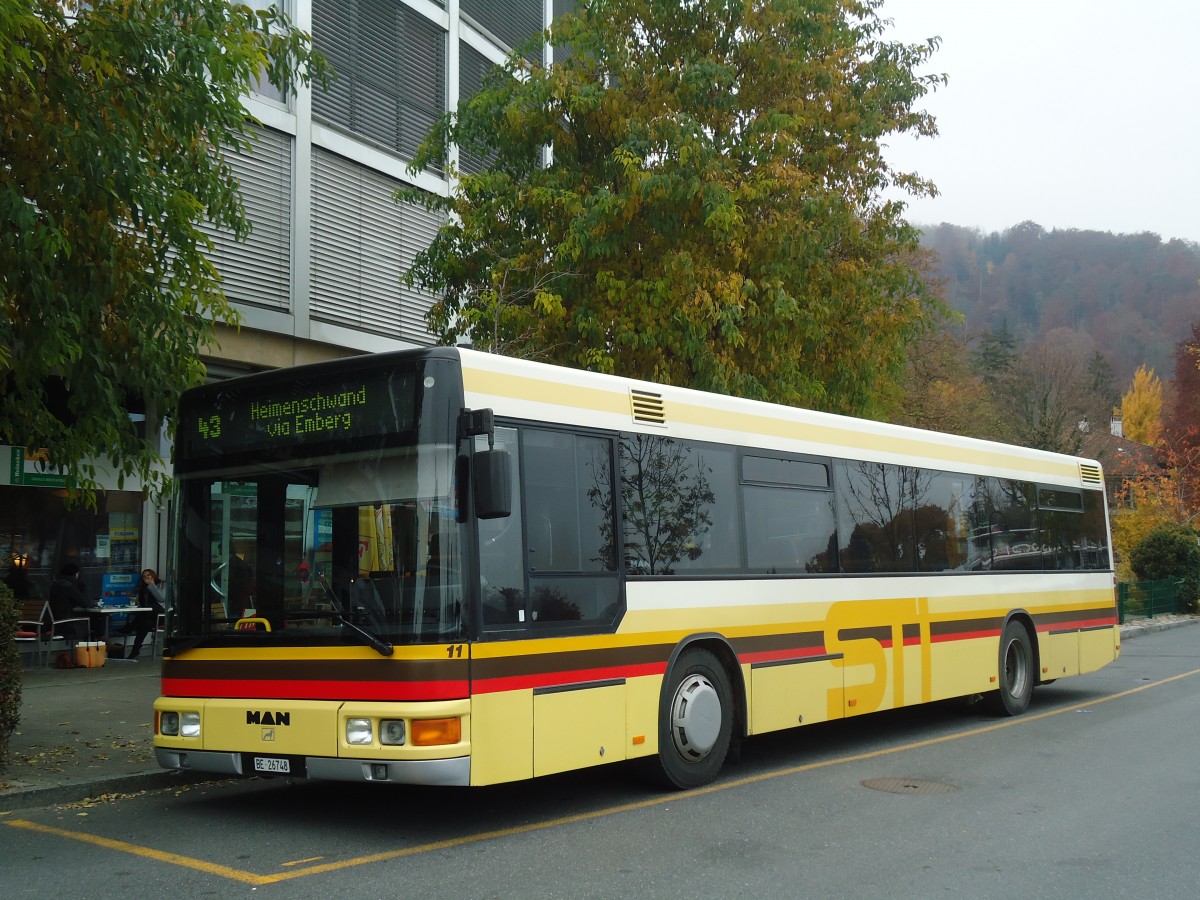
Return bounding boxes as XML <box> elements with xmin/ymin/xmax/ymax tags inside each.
<box><xmin>655</xmin><ymin>648</ymin><xmax>733</xmax><ymax>789</ymax></box>
<box><xmin>990</xmin><ymin>620</ymin><xmax>1034</xmax><ymax>716</ymax></box>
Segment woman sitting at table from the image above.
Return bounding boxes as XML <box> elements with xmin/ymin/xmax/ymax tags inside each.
<box><xmin>48</xmin><ymin>561</ymin><xmax>101</xmax><ymax>644</ymax></box>
<box><xmin>121</xmin><ymin>568</ymin><xmax>167</xmax><ymax>659</ymax></box>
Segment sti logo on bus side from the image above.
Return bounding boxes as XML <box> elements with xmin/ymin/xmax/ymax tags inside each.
<box><xmin>246</xmin><ymin>711</ymin><xmax>291</xmax><ymax>726</ymax></box>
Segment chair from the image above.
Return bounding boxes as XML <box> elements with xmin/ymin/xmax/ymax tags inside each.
<box><xmin>44</xmin><ymin>603</ymin><xmax>90</xmax><ymax>666</ymax></box>
<box><xmin>17</xmin><ymin>599</ymin><xmax>87</xmax><ymax>667</ymax></box>
<box><xmin>16</xmin><ymin>600</ymin><xmax>50</xmax><ymax>666</ymax></box>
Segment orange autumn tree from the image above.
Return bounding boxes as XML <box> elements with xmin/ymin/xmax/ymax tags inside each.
<box><xmin>1120</xmin><ymin>365</ymin><xmax>1164</xmax><ymax>446</ymax></box>
<box><xmin>1166</xmin><ymin>323</ymin><xmax>1200</xmax><ymax>513</ymax></box>
<box><xmin>1112</xmin><ymin>330</ymin><xmax>1200</xmax><ymax>579</ymax></box>
<box><xmin>1111</xmin><ymin>454</ymin><xmax>1188</xmax><ymax>581</ymax></box>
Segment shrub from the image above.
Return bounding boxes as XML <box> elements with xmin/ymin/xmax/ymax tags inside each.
<box><xmin>0</xmin><ymin>581</ymin><xmax>22</xmax><ymax>769</ymax></box>
<box><xmin>1129</xmin><ymin>523</ymin><xmax>1200</xmax><ymax>613</ymax></box>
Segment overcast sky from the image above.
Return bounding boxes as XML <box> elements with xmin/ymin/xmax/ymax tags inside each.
<box><xmin>879</xmin><ymin>0</ymin><xmax>1200</xmax><ymax>243</ymax></box>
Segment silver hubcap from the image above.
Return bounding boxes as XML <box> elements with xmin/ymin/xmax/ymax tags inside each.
<box><xmin>670</xmin><ymin>673</ymin><xmax>722</xmax><ymax>760</ymax></box>
<box><xmin>1003</xmin><ymin>638</ymin><xmax>1028</xmax><ymax>698</ymax></box>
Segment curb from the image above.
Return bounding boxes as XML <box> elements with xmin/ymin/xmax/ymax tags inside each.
<box><xmin>1119</xmin><ymin>615</ymin><xmax>1200</xmax><ymax>641</ymax></box>
<box><xmin>0</xmin><ymin>769</ymin><xmax>221</xmax><ymax>814</ymax></box>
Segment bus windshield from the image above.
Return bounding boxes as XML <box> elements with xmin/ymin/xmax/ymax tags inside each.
<box><xmin>169</xmin><ymin>354</ymin><xmax>468</xmax><ymax>647</ymax></box>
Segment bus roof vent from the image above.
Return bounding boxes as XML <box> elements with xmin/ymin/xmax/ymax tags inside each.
<box><xmin>630</xmin><ymin>389</ymin><xmax>666</xmax><ymax>425</ymax></box>
<box><xmin>1080</xmin><ymin>463</ymin><xmax>1103</xmax><ymax>486</ymax></box>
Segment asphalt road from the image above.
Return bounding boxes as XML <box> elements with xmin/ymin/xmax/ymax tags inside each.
<box><xmin>3</xmin><ymin>626</ymin><xmax>1199</xmax><ymax>899</ymax></box>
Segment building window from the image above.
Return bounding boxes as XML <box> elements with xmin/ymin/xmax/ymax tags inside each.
<box><xmin>310</xmin><ymin>149</ymin><xmax>444</xmax><ymax>342</ymax></box>
<box><xmin>312</xmin><ymin>0</ymin><xmax>447</xmax><ymax>171</ymax></box>
<box><xmin>199</xmin><ymin>125</ymin><xmax>293</xmax><ymax>311</ymax></box>
<box><xmin>458</xmin><ymin>42</ymin><xmax>503</xmax><ymax>175</ymax></box>
<box><xmin>461</xmin><ymin>0</ymin><xmax>544</xmax><ymax>61</ymax></box>
<box><xmin>0</xmin><ymin>477</ymin><xmax>144</xmax><ymax>606</ymax></box>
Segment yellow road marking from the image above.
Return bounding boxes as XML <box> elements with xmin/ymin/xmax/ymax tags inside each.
<box><xmin>1</xmin><ymin>820</ymin><xmax>265</xmax><ymax>885</ymax></box>
<box><xmin>8</xmin><ymin>667</ymin><xmax>1199</xmax><ymax>885</ymax></box>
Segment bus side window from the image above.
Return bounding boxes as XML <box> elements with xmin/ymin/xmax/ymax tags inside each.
<box><xmin>523</xmin><ymin>428</ymin><xmax>620</xmax><ymax>627</ymax></box>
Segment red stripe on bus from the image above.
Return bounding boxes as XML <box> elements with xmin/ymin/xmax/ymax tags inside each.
<box><xmin>866</xmin><ymin>636</ymin><xmax>924</xmax><ymax>649</ymax></box>
<box><xmin>161</xmin><ymin>678</ymin><xmax>469</xmax><ymax>702</ymax></box>
<box><xmin>739</xmin><ymin>646</ymin><xmax>830</xmax><ymax>665</ymax></box>
<box><xmin>1037</xmin><ymin>616</ymin><xmax>1117</xmax><ymax>632</ymax></box>
<box><xmin>929</xmin><ymin>629</ymin><xmax>1002</xmax><ymax>643</ymax></box>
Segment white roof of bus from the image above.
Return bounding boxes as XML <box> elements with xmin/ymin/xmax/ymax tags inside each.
<box><xmin>456</xmin><ymin>348</ymin><xmax>1102</xmax><ymax>488</ymax></box>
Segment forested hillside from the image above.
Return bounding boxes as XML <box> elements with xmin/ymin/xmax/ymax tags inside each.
<box><xmin>918</xmin><ymin>222</ymin><xmax>1200</xmax><ymax>384</ymax></box>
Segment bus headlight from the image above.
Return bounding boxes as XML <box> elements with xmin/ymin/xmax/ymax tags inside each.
<box><xmin>346</xmin><ymin>717</ymin><xmax>373</xmax><ymax>745</ymax></box>
<box><xmin>380</xmin><ymin>720</ymin><xmax>406</xmax><ymax>746</ymax></box>
<box><xmin>160</xmin><ymin>711</ymin><xmax>180</xmax><ymax>736</ymax></box>
<box><xmin>180</xmin><ymin>712</ymin><xmax>201</xmax><ymax>738</ymax></box>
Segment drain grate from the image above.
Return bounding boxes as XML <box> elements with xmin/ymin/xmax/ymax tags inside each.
<box><xmin>861</xmin><ymin>777</ymin><xmax>960</xmax><ymax>796</ymax></box>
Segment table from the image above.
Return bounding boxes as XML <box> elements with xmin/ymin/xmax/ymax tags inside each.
<box><xmin>76</xmin><ymin>606</ymin><xmax>152</xmax><ymax>641</ymax></box>
<box><xmin>77</xmin><ymin>606</ymin><xmax>154</xmax><ymax>663</ymax></box>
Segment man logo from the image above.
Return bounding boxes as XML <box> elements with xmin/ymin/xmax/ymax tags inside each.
<box><xmin>246</xmin><ymin>711</ymin><xmax>291</xmax><ymax>726</ymax></box>
<box><xmin>262</xmin><ymin>728</ymin><xmax>275</xmax><ymax>742</ymax></box>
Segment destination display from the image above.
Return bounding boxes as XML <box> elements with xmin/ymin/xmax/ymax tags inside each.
<box><xmin>178</xmin><ymin>367</ymin><xmax>418</xmax><ymax>463</ymax></box>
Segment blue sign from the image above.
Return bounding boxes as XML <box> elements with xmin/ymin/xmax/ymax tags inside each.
<box><xmin>101</xmin><ymin>572</ymin><xmax>139</xmax><ymax>607</ymax></box>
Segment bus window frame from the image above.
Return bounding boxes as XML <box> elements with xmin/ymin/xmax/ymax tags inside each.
<box><xmin>478</xmin><ymin>419</ymin><xmax>626</xmax><ymax>640</ymax></box>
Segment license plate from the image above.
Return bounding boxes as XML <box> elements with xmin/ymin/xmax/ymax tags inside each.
<box><xmin>253</xmin><ymin>756</ymin><xmax>291</xmax><ymax>774</ymax></box>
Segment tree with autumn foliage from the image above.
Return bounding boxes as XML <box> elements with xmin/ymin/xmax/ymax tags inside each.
<box><xmin>1110</xmin><ymin>335</ymin><xmax>1200</xmax><ymax>578</ymax></box>
<box><xmin>1164</xmin><ymin>322</ymin><xmax>1200</xmax><ymax>514</ymax></box>
<box><xmin>993</xmin><ymin>328</ymin><xmax>1103</xmax><ymax>454</ymax></box>
<box><xmin>1111</xmin><ymin>458</ymin><xmax>1186</xmax><ymax>581</ymax></box>
<box><xmin>0</xmin><ymin>0</ymin><xmax>325</xmax><ymax>500</ymax></box>
<box><xmin>1120</xmin><ymin>365</ymin><xmax>1163</xmax><ymax>446</ymax></box>
<box><xmin>897</xmin><ymin>326</ymin><xmax>1005</xmax><ymax>440</ymax></box>
<box><xmin>403</xmin><ymin>0</ymin><xmax>947</xmax><ymax>417</ymax></box>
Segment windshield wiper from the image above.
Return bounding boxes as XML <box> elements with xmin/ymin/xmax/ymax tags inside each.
<box><xmin>317</xmin><ymin>573</ymin><xmax>394</xmax><ymax>657</ymax></box>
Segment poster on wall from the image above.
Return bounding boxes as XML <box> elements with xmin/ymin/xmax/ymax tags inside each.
<box><xmin>110</xmin><ymin>523</ymin><xmax>139</xmax><ymax>567</ymax></box>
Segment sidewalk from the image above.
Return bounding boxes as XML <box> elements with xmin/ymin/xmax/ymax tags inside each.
<box><xmin>2</xmin><ymin>616</ymin><xmax>1197</xmax><ymax>812</ymax></box>
<box><xmin>0</xmin><ymin>658</ymin><xmax>209</xmax><ymax>813</ymax></box>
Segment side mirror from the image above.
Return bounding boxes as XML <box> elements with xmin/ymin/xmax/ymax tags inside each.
<box><xmin>473</xmin><ymin>448</ymin><xmax>512</xmax><ymax>520</ymax></box>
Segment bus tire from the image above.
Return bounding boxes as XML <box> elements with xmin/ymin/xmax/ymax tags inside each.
<box><xmin>990</xmin><ymin>619</ymin><xmax>1034</xmax><ymax>716</ymax></box>
<box><xmin>654</xmin><ymin>647</ymin><xmax>734</xmax><ymax>789</ymax></box>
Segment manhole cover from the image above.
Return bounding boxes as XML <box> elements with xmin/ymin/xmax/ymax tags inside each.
<box><xmin>861</xmin><ymin>777</ymin><xmax>960</xmax><ymax>796</ymax></box>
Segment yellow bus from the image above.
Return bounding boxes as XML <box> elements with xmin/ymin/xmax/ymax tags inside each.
<box><xmin>154</xmin><ymin>347</ymin><xmax>1119</xmax><ymax>789</ymax></box>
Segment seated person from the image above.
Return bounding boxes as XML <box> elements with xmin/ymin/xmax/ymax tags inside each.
<box><xmin>47</xmin><ymin>562</ymin><xmax>101</xmax><ymax>644</ymax></box>
<box><xmin>120</xmin><ymin>568</ymin><xmax>167</xmax><ymax>659</ymax></box>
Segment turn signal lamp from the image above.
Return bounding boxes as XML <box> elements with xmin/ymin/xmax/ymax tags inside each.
<box><xmin>411</xmin><ymin>717</ymin><xmax>460</xmax><ymax>746</ymax></box>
